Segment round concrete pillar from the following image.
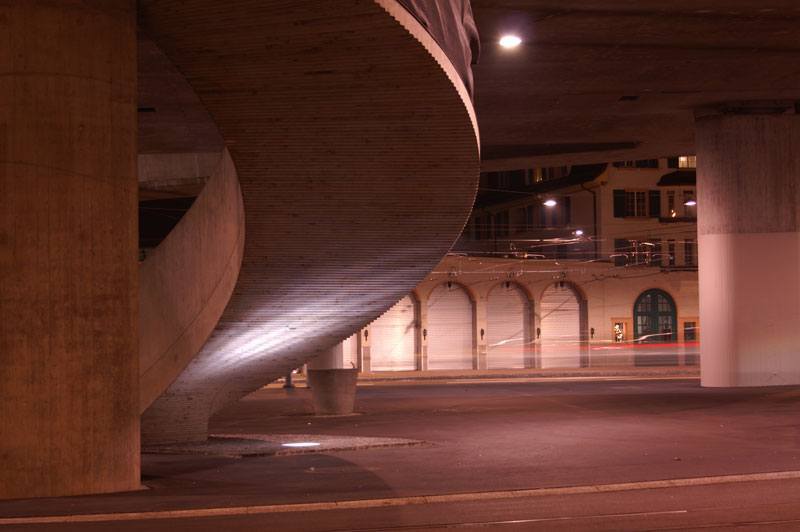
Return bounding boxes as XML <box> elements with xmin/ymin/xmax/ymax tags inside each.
<box><xmin>307</xmin><ymin>343</ymin><xmax>358</xmax><ymax>415</ymax></box>
<box><xmin>696</xmin><ymin>107</ymin><xmax>800</xmax><ymax>387</ymax></box>
<box><xmin>0</xmin><ymin>1</ymin><xmax>139</xmax><ymax>497</ymax></box>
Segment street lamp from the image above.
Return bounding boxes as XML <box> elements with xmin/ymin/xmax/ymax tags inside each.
<box><xmin>499</xmin><ymin>35</ymin><xmax>522</xmax><ymax>49</ymax></box>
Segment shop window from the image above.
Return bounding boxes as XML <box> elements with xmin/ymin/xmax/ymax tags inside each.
<box><xmin>613</xmin><ymin>322</ymin><xmax>625</xmax><ymax>342</ymax></box>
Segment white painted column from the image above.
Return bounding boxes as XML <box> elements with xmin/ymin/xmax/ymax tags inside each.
<box><xmin>696</xmin><ymin>106</ymin><xmax>800</xmax><ymax>386</ymax></box>
<box><xmin>308</xmin><ymin>343</ymin><xmax>347</xmax><ymax>369</ymax></box>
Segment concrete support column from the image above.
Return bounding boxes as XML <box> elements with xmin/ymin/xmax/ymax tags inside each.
<box><xmin>307</xmin><ymin>343</ymin><xmax>358</xmax><ymax>414</ymax></box>
<box><xmin>0</xmin><ymin>1</ymin><xmax>139</xmax><ymax>498</ymax></box>
<box><xmin>696</xmin><ymin>106</ymin><xmax>800</xmax><ymax>386</ymax></box>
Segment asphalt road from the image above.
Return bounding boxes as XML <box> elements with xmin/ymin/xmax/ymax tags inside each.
<box><xmin>4</xmin><ymin>379</ymin><xmax>800</xmax><ymax>531</ymax></box>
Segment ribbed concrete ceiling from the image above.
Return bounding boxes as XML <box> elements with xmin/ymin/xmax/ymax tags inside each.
<box><xmin>471</xmin><ymin>1</ymin><xmax>800</xmax><ymax>169</ymax></box>
<box><xmin>137</xmin><ymin>2</ymin><xmax>800</xmax><ymax>171</ymax></box>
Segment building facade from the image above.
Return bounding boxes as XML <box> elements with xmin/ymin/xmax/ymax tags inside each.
<box><xmin>334</xmin><ymin>158</ymin><xmax>700</xmax><ymax>373</ymax></box>
<box><xmin>342</xmin><ymin>255</ymin><xmax>698</xmax><ymax>372</ymax></box>
<box><xmin>457</xmin><ymin>156</ymin><xmax>698</xmax><ymax>269</ymax></box>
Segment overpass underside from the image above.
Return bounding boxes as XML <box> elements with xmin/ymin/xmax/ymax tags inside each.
<box><xmin>4</xmin><ymin>0</ymin><xmax>800</xmax><ymax>502</ymax></box>
<box><xmin>1</xmin><ymin>0</ymin><xmax>479</xmax><ymax>499</ymax></box>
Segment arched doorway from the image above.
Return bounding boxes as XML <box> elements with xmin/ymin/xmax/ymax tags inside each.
<box><xmin>427</xmin><ymin>283</ymin><xmax>474</xmax><ymax>370</ymax></box>
<box><xmin>369</xmin><ymin>295</ymin><xmax>417</xmax><ymax>371</ymax></box>
<box><xmin>539</xmin><ymin>282</ymin><xmax>584</xmax><ymax>368</ymax></box>
<box><xmin>487</xmin><ymin>283</ymin><xmax>530</xmax><ymax>369</ymax></box>
<box><xmin>633</xmin><ymin>289</ymin><xmax>678</xmax><ymax>366</ymax></box>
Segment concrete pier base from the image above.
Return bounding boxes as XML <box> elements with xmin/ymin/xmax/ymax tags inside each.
<box><xmin>307</xmin><ymin>343</ymin><xmax>359</xmax><ymax>415</ymax></box>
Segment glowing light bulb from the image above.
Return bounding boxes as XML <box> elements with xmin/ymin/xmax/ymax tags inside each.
<box><xmin>684</xmin><ymin>200</ymin><xmax>697</xmax><ymax>206</ymax></box>
<box><xmin>499</xmin><ymin>35</ymin><xmax>522</xmax><ymax>49</ymax></box>
<box><xmin>543</xmin><ymin>199</ymin><xmax>557</xmax><ymax>207</ymax></box>
<box><xmin>574</xmin><ymin>229</ymin><xmax>584</xmax><ymax>236</ymax></box>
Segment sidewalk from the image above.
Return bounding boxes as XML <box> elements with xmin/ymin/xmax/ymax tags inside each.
<box><xmin>270</xmin><ymin>365</ymin><xmax>700</xmax><ymax>388</ymax></box>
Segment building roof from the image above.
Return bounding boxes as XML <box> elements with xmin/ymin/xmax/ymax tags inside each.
<box><xmin>475</xmin><ymin>163</ymin><xmax>607</xmax><ymax>209</ymax></box>
<box><xmin>657</xmin><ymin>170</ymin><xmax>697</xmax><ymax>186</ymax></box>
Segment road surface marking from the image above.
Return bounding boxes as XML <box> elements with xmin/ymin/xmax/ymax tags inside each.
<box><xmin>2</xmin><ymin>470</ymin><xmax>800</xmax><ymax>525</ymax></box>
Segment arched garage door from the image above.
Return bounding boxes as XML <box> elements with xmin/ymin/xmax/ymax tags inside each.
<box><xmin>487</xmin><ymin>283</ymin><xmax>530</xmax><ymax>369</ymax></box>
<box><xmin>369</xmin><ymin>295</ymin><xmax>417</xmax><ymax>371</ymax></box>
<box><xmin>540</xmin><ymin>283</ymin><xmax>582</xmax><ymax>368</ymax></box>
<box><xmin>427</xmin><ymin>283</ymin><xmax>474</xmax><ymax>370</ymax></box>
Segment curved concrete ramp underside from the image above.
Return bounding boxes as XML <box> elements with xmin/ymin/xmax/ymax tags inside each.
<box><xmin>139</xmin><ymin>149</ymin><xmax>244</xmax><ymax>412</ymax></box>
<box><xmin>139</xmin><ymin>0</ymin><xmax>480</xmax><ymax>443</ymax></box>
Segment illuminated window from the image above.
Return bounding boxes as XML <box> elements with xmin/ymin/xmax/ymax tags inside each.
<box><xmin>613</xmin><ymin>322</ymin><xmax>625</xmax><ymax>342</ymax></box>
<box><xmin>678</xmin><ymin>155</ymin><xmax>696</xmax><ymax>168</ymax></box>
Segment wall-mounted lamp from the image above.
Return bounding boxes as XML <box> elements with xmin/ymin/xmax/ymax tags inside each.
<box><xmin>480</xmin><ymin>328</ymin><xmax>485</xmax><ymax>340</ymax></box>
<box><xmin>536</xmin><ymin>327</ymin><xmax>541</xmax><ymax>339</ymax></box>
<box><xmin>422</xmin><ymin>328</ymin><xmax>427</xmax><ymax>340</ymax></box>
<box><xmin>590</xmin><ymin>327</ymin><xmax>595</xmax><ymax>339</ymax></box>
<box><xmin>363</xmin><ymin>329</ymin><xmax>368</xmax><ymax>341</ymax></box>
